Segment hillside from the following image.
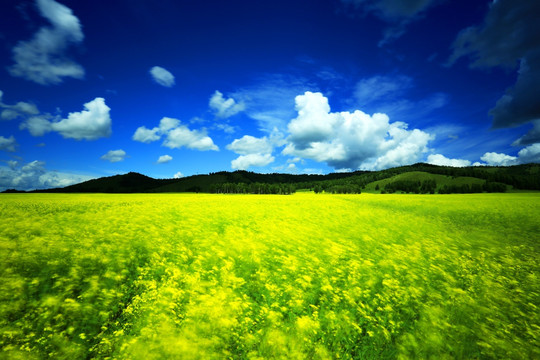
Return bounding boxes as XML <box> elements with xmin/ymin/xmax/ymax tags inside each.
<box><xmin>36</xmin><ymin>172</ymin><xmax>177</xmax><ymax>193</ymax></box>
<box><xmin>363</xmin><ymin>172</ymin><xmax>486</xmax><ymax>193</ymax></box>
<box><xmin>4</xmin><ymin>163</ymin><xmax>538</xmax><ymax>194</ymax></box>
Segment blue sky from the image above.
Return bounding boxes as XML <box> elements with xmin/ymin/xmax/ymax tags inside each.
<box><xmin>1</xmin><ymin>0</ymin><xmax>539</xmax><ymax>190</ymax></box>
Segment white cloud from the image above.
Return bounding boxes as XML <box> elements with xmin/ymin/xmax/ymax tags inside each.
<box><xmin>158</xmin><ymin>117</ymin><xmax>181</xmax><ymax>132</ymax></box>
<box><xmin>1</xmin><ymin>101</ymin><xmax>39</xmax><ymax>120</ymax></box>
<box><xmin>19</xmin><ymin>115</ymin><xmax>53</xmax><ymax>136</ymax></box>
<box><xmin>231</xmin><ymin>153</ymin><xmax>275</xmax><ymax>170</ymax></box>
<box><xmin>226</xmin><ymin>135</ymin><xmax>273</xmax><ymax>155</ymax></box>
<box><xmin>516</xmin><ymin>143</ymin><xmax>540</xmax><ymax>164</ymax></box>
<box><xmin>209</xmin><ymin>91</ymin><xmax>245</xmax><ymax>118</ymax></box>
<box><xmin>132</xmin><ymin>126</ymin><xmax>160</xmax><ymax>143</ymax></box>
<box><xmin>0</xmin><ymin>136</ymin><xmax>18</xmax><ymax>152</ymax></box>
<box><xmin>287</xmin><ymin>157</ymin><xmax>302</xmax><ymax>164</ymax></box>
<box><xmin>480</xmin><ymin>152</ymin><xmax>518</xmax><ymax>166</ymax></box>
<box><xmin>215</xmin><ymin>123</ymin><xmax>236</xmax><ymax>134</ymax></box>
<box><xmin>101</xmin><ymin>149</ymin><xmax>126</xmax><ymax>163</ymax></box>
<box><xmin>7</xmin><ymin>160</ymin><xmax>19</xmax><ymax>170</ymax></box>
<box><xmin>51</xmin><ymin>97</ymin><xmax>112</xmax><ymax>140</ymax></box>
<box><xmin>12</xmin><ymin>101</ymin><xmax>40</xmax><ymax>115</ymax></box>
<box><xmin>0</xmin><ymin>160</ymin><xmax>95</xmax><ymax>191</ymax></box>
<box><xmin>429</xmin><ymin>143</ymin><xmax>540</xmax><ymax>168</ymax></box>
<box><xmin>132</xmin><ymin>118</ymin><xmax>182</xmax><ymax>144</ymax></box>
<box><xmin>157</xmin><ymin>155</ymin><xmax>173</xmax><ymax>164</ymax></box>
<box><xmin>475</xmin><ymin>144</ymin><xmax>540</xmax><ymax>166</ymax></box>
<box><xmin>134</xmin><ymin>117</ymin><xmax>218</xmax><ymax>151</ymax></box>
<box><xmin>0</xmin><ymin>91</ymin><xmax>40</xmax><ymax>121</ymax></box>
<box><xmin>164</xmin><ymin>126</ymin><xmax>218</xmax><ymax>151</ymax></box>
<box><xmin>18</xmin><ymin>97</ymin><xmax>112</xmax><ymax>140</ymax></box>
<box><xmin>149</xmin><ymin>66</ymin><xmax>175</xmax><ymax>87</ymax></box>
<box><xmin>8</xmin><ymin>0</ymin><xmax>84</xmax><ymax>85</ymax></box>
<box><xmin>226</xmin><ymin>134</ymin><xmax>277</xmax><ymax>170</ymax></box>
<box><xmin>0</xmin><ymin>109</ymin><xmax>18</xmax><ymax>121</ymax></box>
<box><xmin>287</xmin><ymin>92</ymin><xmax>339</xmax><ymax>146</ymax></box>
<box><xmin>283</xmin><ymin>91</ymin><xmax>433</xmax><ymax>170</ymax></box>
<box><xmin>427</xmin><ymin>154</ymin><xmax>472</xmax><ymax>167</ymax></box>
<box><xmin>173</xmin><ymin>171</ymin><xmax>184</xmax><ymax>179</ymax></box>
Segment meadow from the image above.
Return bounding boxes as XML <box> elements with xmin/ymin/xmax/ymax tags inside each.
<box><xmin>0</xmin><ymin>193</ymin><xmax>539</xmax><ymax>359</ymax></box>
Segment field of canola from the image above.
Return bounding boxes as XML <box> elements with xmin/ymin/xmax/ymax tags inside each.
<box><xmin>0</xmin><ymin>193</ymin><xmax>539</xmax><ymax>359</ymax></box>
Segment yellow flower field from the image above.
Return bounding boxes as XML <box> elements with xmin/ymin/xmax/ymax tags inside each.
<box><xmin>1</xmin><ymin>193</ymin><xmax>539</xmax><ymax>359</ymax></box>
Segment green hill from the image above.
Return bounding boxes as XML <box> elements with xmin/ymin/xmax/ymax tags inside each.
<box><xmin>363</xmin><ymin>171</ymin><xmax>487</xmax><ymax>193</ymax></box>
<box><xmin>38</xmin><ymin>172</ymin><xmax>176</xmax><ymax>193</ymax></box>
<box><xmin>8</xmin><ymin>163</ymin><xmax>538</xmax><ymax>194</ymax></box>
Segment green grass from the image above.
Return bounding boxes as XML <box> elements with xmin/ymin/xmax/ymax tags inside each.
<box><xmin>1</xmin><ymin>193</ymin><xmax>539</xmax><ymax>359</ymax></box>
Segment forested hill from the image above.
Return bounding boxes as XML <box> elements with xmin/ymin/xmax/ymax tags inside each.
<box><xmin>5</xmin><ymin>163</ymin><xmax>539</xmax><ymax>194</ymax></box>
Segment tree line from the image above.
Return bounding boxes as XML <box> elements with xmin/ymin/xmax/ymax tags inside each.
<box><xmin>437</xmin><ymin>181</ymin><xmax>507</xmax><ymax>194</ymax></box>
<box><xmin>210</xmin><ymin>182</ymin><xmax>296</xmax><ymax>195</ymax></box>
<box><xmin>378</xmin><ymin>179</ymin><xmax>507</xmax><ymax>194</ymax></box>
<box><xmin>381</xmin><ymin>180</ymin><xmax>437</xmax><ymax>194</ymax></box>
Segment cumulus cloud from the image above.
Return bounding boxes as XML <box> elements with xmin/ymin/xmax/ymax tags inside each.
<box><xmin>19</xmin><ymin>97</ymin><xmax>111</xmax><ymax>140</ymax></box>
<box><xmin>132</xmin><ymin>126</ymin><xmax>160</xmax><ymax>143</ymax></box>
<box><xmin>516</xmin><ymin>143</ymin><xmax>540</xmax><ymax>164</ymax></box>
<box><xmin>341</xmin><ymin>0</ymin><xmax>438</xmax><ymax>45</ymax></box>
<box><xmin>428</xmin><ymin>143</ymin><xmax>540</xmax><ymax>168</ymax></box>
<box><xmin>149</xmin><ymin>66</ymin><xmax>175</xmax><ymax>87</ymax></box>
<box><xmin>226</xmin><ymin>135</ymin><xmax>273</xmax><ymax>155</ymax></box>
<box><xmin>133</xmin><ymin>117</ymin><xmax>218</xmax><ymax>151</ymax></box>
<box><xmin>226</xmin><ymin>134</ymin><xmax>278</xmax><ymax>170</ymax></box>
<box><xmin>0</xmin><ymin>160</ymin><xmax>95</xmax><ymax>191</ymax></box>
<box><xmin>164</xmin><ymin>126</ymin><xmax>218</xmax><ymax>151</ymax></box>
<box><xmin>0</xmin><ymin>136</ymin><xmax>18</xmax><ymax>152</ymax></box>
<box><xmin>173</xmin><ymin>171</ymin><xmax>184</xmax><ymax>179</ymax></box>
<box><xmin>101</xmin><ymin>149</ymin><xmax>126</xmax><ymax>163</ymax></box>
<box><xmin>427</xmin><ymin>154</ymin><xmax>471</xmax><ymax>167</ymax></box>
<box><xmin>157</xmin><ymin>155</ymin><xmax>173</xmax><ymax>164</ymax></box>
<box><xmin>282</xmin><ymin>91</ymin><xmax>433</xmax><ymax>170</ymax></box>
<box><xmin>51</xmin><ymin>97</ymin><xmax>112</xmax><ymax>140</ymax></box>
<box><xmin>9</xmin><ymin>0</ymin><xmax>85</xmax><ymax>85</ymax></box>
<box><xmin>476</xmin><ymin>144</ymin><xmax>540</xmax><ymax>166</ymax></box>
<box><xmin>449</xmin><ymin>0</ymin><xmax>540</xmax><ymax>142</ymax></box>
<box><xmin>479</xmin><ymin>152</ymin><xmax>517</xmax><ymax>167</ymax></box>
<box><xmin>209</xmin><ymin>91</ymin><xmax>245</xmax><ymax>118</ymax></box>
<box><xmin>231</xmin><ymin>153</ymin><xmax>275</xmax><ymax>170</ymax></box>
